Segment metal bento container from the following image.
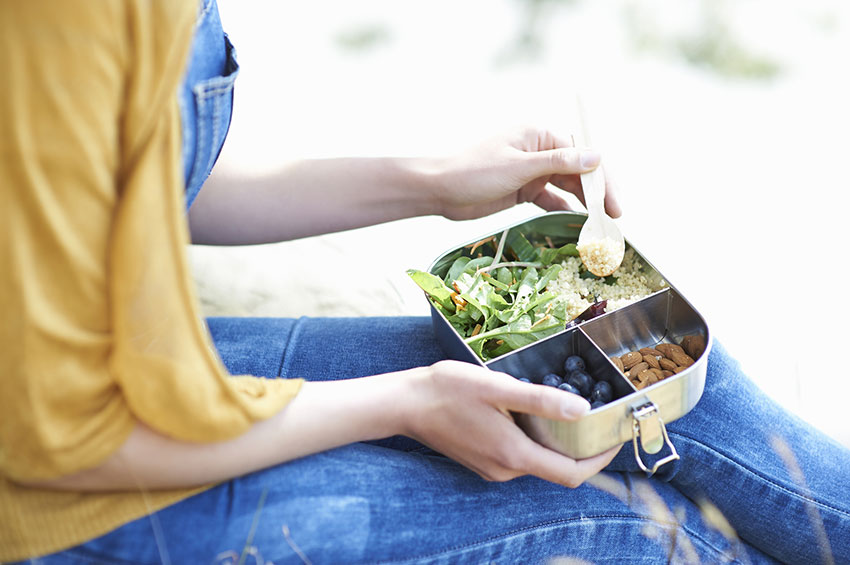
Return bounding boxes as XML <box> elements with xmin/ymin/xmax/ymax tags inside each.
<box><xmin>422</xmin><ymin>211</ymin><xmax>712</xmax><ymax>474</ymax></box>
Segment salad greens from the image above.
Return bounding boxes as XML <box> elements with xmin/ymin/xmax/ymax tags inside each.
<box><xmin>408</xmin><ymin>230</ymin><xmax>604</xmax><ymax>361</ymax></box>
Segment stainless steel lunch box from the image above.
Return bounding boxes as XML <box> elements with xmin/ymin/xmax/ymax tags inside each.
<box><xmin>423</xmin><ymin>211</ymin><xmax>712</xmax><ymax>474</ymax></box>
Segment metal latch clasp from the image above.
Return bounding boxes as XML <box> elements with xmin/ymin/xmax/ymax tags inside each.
<box><xmin>631</xmin><ymin>401</ymin><xmax>679</xmax><ymax>476</ymax></box>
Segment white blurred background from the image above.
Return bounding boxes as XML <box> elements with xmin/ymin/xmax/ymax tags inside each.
<box><xmin>191</xmin><ymin>0</ymin><xmax>850</xmax><ymax>448</ymax></box>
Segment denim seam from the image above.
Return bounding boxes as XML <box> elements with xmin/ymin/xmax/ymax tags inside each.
<box><xmin>677</xmin><ymin>522</ymin><xmax>745</xmax><ymax>564</ymax></box>
<box><xmin>205</xmin><ymin>90</ymin><xmax>221</xmax><ymax>179</ymax></box>
<box><xmin>669</xmin><ymin>431</ymin><xmax>850</xmax><ymax>519</ymax></box>
<box><xmin>187</xmin><ymin>77</ymin><xmax>235</xmax><ymax>195</ymax></box>
<box><xmin>370</xmin><ymin>514</ymin><xmax>740</xmax><ymax>565</ymax></box>
<box><xmin>277</xmin><ymin>317</ymin><xmax>306</xmax><ymax>378</ymax></box>
<box><xmin>188</xmin><ymin>91</ymin><xmax>208</xmax><ymax>190</ymax></box>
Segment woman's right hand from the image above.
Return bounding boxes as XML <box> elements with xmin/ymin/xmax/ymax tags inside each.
<box><xmin>401</xmin><ymin>360</ymin><xmax>621</xmax><ymax>488</ymax></box>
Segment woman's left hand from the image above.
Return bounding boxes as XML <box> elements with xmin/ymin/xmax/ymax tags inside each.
<box><xmin>431</xmin><ymin>126</ymin><xmax>621</xmax><ymax>221</ymax></box>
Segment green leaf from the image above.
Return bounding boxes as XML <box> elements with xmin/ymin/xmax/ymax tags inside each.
<box><xmin>463</xmin><ymin>256</ymin><xmax>495</xmax><ymax>274</ymax></box>
<box><xmin>539</xmin><ymin>242</ymin><xmax>579</xmax><ymax>264</ymax></box>
<box><xmin>484</xmin><ymin>290</ymin><xmax>510</xmax><ymax>331</ymax></box>
<box><xmin>481</xmin><ymin>272</ymin><xmax>510</xmax><ymax>292</ymax></box>
<box><xmin>486</xmin><ymin>289</ymin><xmax>510</xmax><ymax>311</ymax></box>
<box><xmin>535</xmin><ymin>264</ymin><xmax>562</xmax><ymax>292</ymax></box>
<box><xmin>407</xmin><ymin>269</ymin><xmax>455</xmax><ymax>312</ymax></box>
<box><xmin>458</xmin><ymin>275</ymin><xmax>493</xmax><ymax>326</ymax></box>
<box><xmin>482</xmin><ymin>340</ymin><xmax>515</xmax><ymax>360</ymax></box>
<box><xmin>465</xmin><ymin>312</ymin><xmax>565</xmax><ymax>360</ymax></box>
<box><xmin>506</xmin><ymin>231</ymin><xmax>540</xmax><ymax>262</ymax></box>
<box><xmin>510</xmin><ymin>267</ymin><xmax>538</xmax><ymax>314</ymax></box>
<box><xmin>446</xmin><ymin>257</ymin><xmax>471</xmax><ymax>283</ymax></box>
<box><xmin>496</xmin><ymin>266</ymin><xmax>513</xmax><ymax>286</ymax></box>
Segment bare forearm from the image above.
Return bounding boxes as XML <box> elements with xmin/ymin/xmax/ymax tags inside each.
<box><xmin>32</xmin><ymin>372</ymin><xmax>419</xmax><ymax>491</ymax></box>
<box><xmin>26</xmin><ymin>360</ymin><xmax>615</xmax><ymax>492</ymax></box>
<box><xmin>188</xmin><ymin>157</ymin><xmax>444</xmax><ymax>244</ymax></box>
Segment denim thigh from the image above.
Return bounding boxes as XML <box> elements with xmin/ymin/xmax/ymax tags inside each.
<box><xmin>206</xmin><ymin>316</ymin><xmax>447</xmax><ymax>381</ymax></box>
<box><xmin>34</xmin><ymin>446</ymin><xmax>776</xmax><ymax>565</ymax></box>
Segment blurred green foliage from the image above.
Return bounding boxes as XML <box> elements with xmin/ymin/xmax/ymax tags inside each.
<box><xmin>334</xmin><ymin>24</ymin><xmax>391</xmax><ymax>53</ymax></box>
<box><xmin>333</xmin><ymin>0</ymin><xmax>805</xmax><ymax>80</ymax></box>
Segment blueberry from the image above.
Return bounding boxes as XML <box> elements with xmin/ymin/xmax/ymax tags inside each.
<box><xmin>557</xmin><ymin>382</ymin><xmax>581</xmax><ymax>396</ymax></box>
<box><xmin>563</xmin><ymin>354</ymin><xmax>586</xmax><ymax>375</ymax></box>
<box><xmin>517</xmin><ymin>377</ymin><xmax>531</xmax><ymax>383</ymax></box>
<box><xmin>591</xmin><ymin>381</ymin><xmax>613</xmax><ymax>404</ymax></box>
<box><xmin>541</xmin><ymin>373</ymin><xmax>563</xmax><ymax>388</ymax></box>
<box><xmin>567</xmin><ymin>370</ymin><xmax>594</xmax><ymax>397</ymax></box>
<box><xmin>590</xmin><ymin>400</ymin><xmax>606</xmax><ymax>410</ymax></box>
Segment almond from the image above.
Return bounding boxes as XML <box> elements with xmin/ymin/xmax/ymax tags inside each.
<box><xmin>639</xmin><ymin>347</ymin><xmax>660</xmax><ymax>357</ymax></box>
<box><xmin>650</xmin><ymin>368</ymin><xmax>665</xmax><ymax>380</ymax></box>
<box><xmin>670</xmin><ymin>350</ymin><xmax>695</xmax><ymax>368</ymax></box>
<box><xmin>654</xmin><ymin>343</ymin><xmax>674</xmax><ymax>359</ymax></box>
<box><xmin>681</xmin><ymin>334</ymin><xmax>706</xmax><ymax>360</ymax></box>
<box><xmin>661</xmin><ymin>370</ymin><xmax>674</xmax><ymax>378</ymax></box>
<box><xmin>659</xmin><ymin>358</ymin><xmax>678</xmax><ymax>372</ymax></box>
<box><xmin>620</xmin><ymin>351</ymin><xmax>642</xmax><ymax>370</ymax></box>
<box><xmin>611</xmin><ymin>356</ymin><xmax>625</xmax><ymax>372</ymax></box>
<box><xmin>643</xmin><ymin>354</ymin><xmax>661</xmax><ymax>370</ymax></box>
<box><xmin>637</xmin><ymin>369</ymin><xmax>659</xmax><ymax>385</ymax></box>
<box><xmin>673</xmin><ymin>366</ymin><xmax>688</xmax><ymax>374</ymax></box>
<box><xmin>625</xmin><ymin>362</ymin><xmax>648</xmax><ymax>378</ymax></box>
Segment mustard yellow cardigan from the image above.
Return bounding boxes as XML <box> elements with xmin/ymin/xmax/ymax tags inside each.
<box><xmin>0</xmin><ymin>2</ymin><xmax>301</xmax><ymax>560</ymax></box>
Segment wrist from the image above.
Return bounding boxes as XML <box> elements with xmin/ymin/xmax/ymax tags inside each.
<box><xmin>396</xmin><ymin>156</ymin><xmax>451</xmax><ymax>218</ymax></box>
<box><xmin>382</xmin><ymin>365</ymin><xmax>434</xmax><ymax>441</ymax></box>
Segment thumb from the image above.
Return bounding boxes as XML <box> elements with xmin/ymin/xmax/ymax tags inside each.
<box><xmin>499</xmin><ymin>375</ymin><xmax>591</xmax><ymax>421</ymax></box>
<box><xmin>520</xmin><ymin>147</ymin><xmax>601</xmax><ymax>178</ymax></box>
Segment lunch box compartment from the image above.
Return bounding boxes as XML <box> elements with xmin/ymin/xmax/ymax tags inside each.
<box><xmin>580</xmin><ymin>289</ymin><xmax>707</xmax><ymax>360</ymax></box>
<box><xmin>487</xmin><ymin>328</ymin><xmax>633</xmax><ymax>401</ymax></box>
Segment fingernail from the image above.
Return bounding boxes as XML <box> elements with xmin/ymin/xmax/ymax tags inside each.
<box><xmin>562</xmin><ymin>396</ymin><xmax>590</xmax><ymax>418</ymax></box>
<box><xmin>580</xmin><ymin>150</ymin><xmax>601</xmax><ymax>169</ymax></box>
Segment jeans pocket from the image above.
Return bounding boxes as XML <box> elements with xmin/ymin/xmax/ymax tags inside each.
<box><xmin>184</xmin><ymin>33</ymin><xmax>239</xmax><ymax>208</ymax></box>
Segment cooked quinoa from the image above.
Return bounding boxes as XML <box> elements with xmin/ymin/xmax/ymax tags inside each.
<box><xmin>577</xmin><ymin>236</ymin><xmax>624</xmax><ymax>277</ymax></box>
<box><xmin>546</xmin><ymin>248</ymin><xmax>665</xmax><ymax>321</ymax></box>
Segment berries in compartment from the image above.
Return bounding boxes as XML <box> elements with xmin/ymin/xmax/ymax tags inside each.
<box><xmin>542</xmin><ymin>373</ymin><xmax>563</xmax><ymax>388</ymax></box>
<box><xmin>563</xmin><ymin>355</ymin><xmax>586</xmax><ymax>375</ymax></box>
<box><xmin>517</xmin><ymin>353</ymin><xmax>614</xmax><ymax>410</ymax></box>
<box><xmin>567</xmin><ymin>370</ymin><xmax>593</xmax><ymax>397</ymax></box>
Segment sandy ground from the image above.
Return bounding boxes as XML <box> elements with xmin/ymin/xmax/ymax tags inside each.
<box><xmin>190</xmin><ymin>1</ymin><xmax>850</xmax><ymax>448</ymax></box>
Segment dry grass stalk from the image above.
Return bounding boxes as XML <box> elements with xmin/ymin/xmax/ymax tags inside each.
<box><xmin>770</xmin><ymin>434</ymin><xmax>835</xmax><ymax>565</ymax></box>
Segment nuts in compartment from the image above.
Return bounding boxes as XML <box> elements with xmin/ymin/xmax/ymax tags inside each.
<box><xmin>612</xmin><ymin>334</ymin><xmax>706</xmax><ymax>390</ymax></box>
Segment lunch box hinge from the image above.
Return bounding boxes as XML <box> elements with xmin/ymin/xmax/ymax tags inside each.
<box><xmin>630</xmin><ymin>401</ymin><xmax>679</xmax><ymax>476</ymax></box>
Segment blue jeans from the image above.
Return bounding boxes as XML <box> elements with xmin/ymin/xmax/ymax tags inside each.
<box><xmin>27</xmin><ymin>317</ymin><xmax>850</xmax><ymax>564</ymax></box>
